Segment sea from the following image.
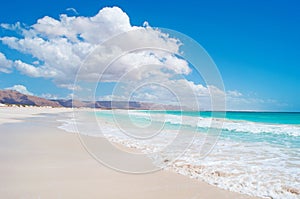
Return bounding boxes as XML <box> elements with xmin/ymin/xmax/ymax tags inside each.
<box><xmin>59</xmin><ymin>110</ymin><xmax>300</xmax><ymax>199</ymax></box>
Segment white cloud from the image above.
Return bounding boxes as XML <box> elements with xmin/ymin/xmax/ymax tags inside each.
<box><xmin>0</xmin><ymin>6</ymin><xmax>279</xmax><ymax>111</ymax></box>
<box><xmin>59</xmin><ymin>84</ymin><xmax>82</xmax><ymax>91</ymax></box>
<box><xmin>39</xmin><ymin>93</ymin><xmax>59</xmax><ymax>99</ymax></box>
<box><xmin>0</xmin><ymin>22</ymin><xmax>22</xmax><ymax>31</ymax></box>
<box><xmin>66</xmin><ymin>8</ymin><xmax>79</xmax><ymax>15</ymax></box>
<box><xmin>14</xmin><ymin>60</ymin><xmax>57</xmax><ymax>78</ymax></box>
<box><xmin>5</xmin><ymin>85</ymin><xmax>33</xmax><ymax>95</ymax></box>
<box><xmin>224</xmin><ymin>90</ymin><xmax>280</xmax><ymax>111</ymax></box>
<box><xmin>13</xmin><ymin>60</ymin><xmax>42</xmax><ymax>77</ymax></box>
<box><xmin>97</xmin><ymin>78</ymin><xmax>224</xmax><ymax>110</ymax></box>
<box><xmin>0</xmin><ymin>6</ymin><xmax>188</xmax><ymax>87</ymax></box>
<box><xmin>227</xmin><ymin>90</ymin><xmax>242</xmax><ymax>97</ymax></box>
<box><xmin>0</xmin><ymin>52</ymin><xmax>13</xmax><ymax>73</ymax></box>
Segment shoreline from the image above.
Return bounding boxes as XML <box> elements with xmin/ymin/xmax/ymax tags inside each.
<box><xmin>0</xmin><ymin>107</ymin><xmax>260</xmax><ymax>198</ymax></box>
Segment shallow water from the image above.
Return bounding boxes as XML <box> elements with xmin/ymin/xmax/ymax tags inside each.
<box><xmin>59</xmin><ymin>110</ymin><xmax>300</xmax><ymax>199</ymax></box>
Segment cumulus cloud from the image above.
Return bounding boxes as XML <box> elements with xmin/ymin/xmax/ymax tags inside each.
<box><xmin>0</xmin><ymin>6</ymin><xmax>188</xmax><ymax>87</ymax></box>
<box><xmin>97</xmin><ymin>76</ymin><xmax>225</xmax><ymax>110</ymax></box>
<box><xmin>14</xmin><ymin>60</ymin><xmax>57</xmax><ymax>78</ymax></box>
<box><xmin>0</xmin><ymin>52</ymin><xmax>13</xmax><ymax>73</ymax></box>
<box><xmin>5</xmin><ymin>84</ymin><xmax>33</xmax><ymax>95</ymax></box>
<box><xmin>0</xmin><ymin>6</ymin><xmax>228</xmax><ymax>110</ymax></box>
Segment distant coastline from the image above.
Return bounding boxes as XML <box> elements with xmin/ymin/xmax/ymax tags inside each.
<box><xmin>0</xmin><ymin>90</ymin><xmax>181</xmax><ymax>110</ymax></box>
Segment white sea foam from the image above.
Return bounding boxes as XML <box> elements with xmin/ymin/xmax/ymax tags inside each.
<box><xmin>58</xmin><ymin>110</ymin><xmax>300</xmax><ymax>199</ymax></box>
<box><xmin>57</xmin><ymin>118</ymin><xmax>77</xmax><ymax>133</ymax></box>
<box><xmin>131</xmin><ymin>111</ymin><xmax>300</xmax><ymax>137</ymax></box>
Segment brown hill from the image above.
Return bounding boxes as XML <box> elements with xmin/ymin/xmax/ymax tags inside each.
<box><xmin>0</xmin><ymin>90</ymin><xmax>181</xmax><ymax>110</ymax></box>
<box><xmin>0</xmin><ymin>90</ymin><xmax>61</xmax><ymax>107</ymax></box>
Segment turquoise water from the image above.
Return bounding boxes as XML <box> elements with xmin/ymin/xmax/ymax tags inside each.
<box><xmin>96</xmin><ymin>110</ymin><xmax>300</xmax><ymax>148</ymax></box>
<box><xmin>144</xmin><ymin>110</ymin><xmax>300</xmax><ymax>125</ymax></box>
<box><xmin>88</xmin><ymin>110</ymin><xmax>300</xmax><ymax>198</ymax></box>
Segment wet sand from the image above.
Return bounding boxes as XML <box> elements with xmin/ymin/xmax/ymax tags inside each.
<box><xmin>0</xmin><ymin>107</ymin><xmax>260</xmax><ymax>199</ymax></box>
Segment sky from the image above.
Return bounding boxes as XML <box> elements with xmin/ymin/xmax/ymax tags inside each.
<box><xmin>0</xmin><ymin>0</ymin><xmax>299</xmax><ymax>111</ymax></box>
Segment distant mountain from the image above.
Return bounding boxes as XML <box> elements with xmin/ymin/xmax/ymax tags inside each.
<box><xmin>0</xmin><ymin>90</ymin><xmax>181</xmax><ymax>110</ymax></box>
<box><xmin>0</xmin><ymin>90</ymin><xmax>61</xmax><ymax>107</ymax></box>
<box><xmin>52</xmin><ymin>99</ymin><xmax>92</xmax><ymax>108</ymax></box>
<box><xmin>52</xmin><ymin>99</ymin><xmax>180</xmax><ymax>110</ymax></box>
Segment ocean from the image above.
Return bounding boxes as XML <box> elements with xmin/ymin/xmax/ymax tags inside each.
<box><xmin>60</xmin><ymin>110</ymin><xmax>300</xmax><ymax>199</ymax></box>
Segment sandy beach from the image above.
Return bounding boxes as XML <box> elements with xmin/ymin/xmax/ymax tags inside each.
<box><xmin>0</xmin><ymin>107</ymin><xmax>260</xmax><ymax>199</ymax></box>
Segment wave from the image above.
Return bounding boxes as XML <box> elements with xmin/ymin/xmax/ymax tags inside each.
<box><xmin>127</xmin><ymin>111</ymin><xmax>300</xmax><ymax>137</ymax></box>
<box><xmin>57</xmin><ymin>110</ymin><xmax>300</xmax><ymax>199</ymax></box>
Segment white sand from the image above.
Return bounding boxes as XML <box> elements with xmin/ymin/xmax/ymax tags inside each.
<box><xmin>0</xmin><ymin>107</ymin><xmax>260</xmax><ymax>199</ymax></box>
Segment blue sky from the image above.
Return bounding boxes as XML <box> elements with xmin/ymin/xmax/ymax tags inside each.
<box><xmin>0</xmin><ymin>0</ymin><xmax>299</xmax><ymax>111</ymax></box>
